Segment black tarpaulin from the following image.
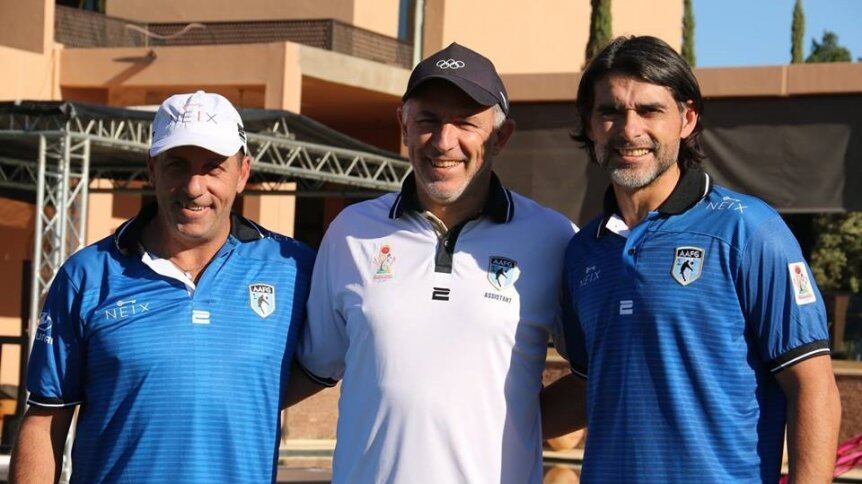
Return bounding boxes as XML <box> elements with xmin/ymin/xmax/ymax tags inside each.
<box><xmin>496</xmin><ymin>95</ymin><xmax>862</xmax><ymax>226</ymax></box>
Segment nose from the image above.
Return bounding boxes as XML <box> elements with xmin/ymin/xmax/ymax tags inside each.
<box><xmin>620</xmin><ymin>110</ymin><xmax>646</xmax><ymax>142</ymax></box>
<box><xmin>182</xmin><ymin>173</ymin><xmax>206</xmax><ymax>198</ymax></box>
<box><xmin>430</xmin><ymin>122</ymin><xmax>459</xmax><ymax>154</ymax></box>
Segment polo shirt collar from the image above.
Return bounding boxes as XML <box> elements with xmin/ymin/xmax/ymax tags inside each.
<box><xmin>597</xmin><ymin>165</ymin><xmax>712</xmax><ymax>238</ymax></box>
<box><xmin>114</xmin><ymin>201</ymin><xmax>266</xmax><ymax>256</ymax></box>
<box><xmin>388</xmin><ymin>172</ymin><xmax>514</xmax><ymax>224</ymax></box>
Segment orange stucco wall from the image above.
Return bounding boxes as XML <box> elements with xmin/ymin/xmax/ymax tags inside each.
<box><xmin>60</xmin><ymin>42</ymin><xmax>301</xmax><ymax>111</ymax></box>
<box><xmin>0</xmin><ymin>199</ymin><xmax>34</xmax><ymax>390</ymax></box>
<box><xmin>422</xmin><ymin>0</ymin><xmax>681</xmax><ymax>74</ymax></box>
<box><xmin>106</xmin><ymin>0</ymin><xmax>401</xmax><ymax>38</ymax></box>
<box><xmin>0</xmin><ymin>0</ymin><xmax>53</xmax><ymax>54</ymax></box>
<box><xmin>0</xmin><ymin>45</ymin><xmax>61</xmax><ymax>101</ymax></box>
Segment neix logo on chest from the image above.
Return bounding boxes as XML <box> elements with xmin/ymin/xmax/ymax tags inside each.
<box><xmin>104</xmin><ymin>299</ymin><xmax>150</xmax><ymax>320</ymax></box>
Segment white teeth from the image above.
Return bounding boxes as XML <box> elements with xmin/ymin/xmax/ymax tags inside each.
<box><xmin>430</xmin><ymin>160</ymin><xmax>459</xmax><ymax>168</ymax></box>
<box><xmin>618</xmin><ymin>148</ymin><xmax>650</xmax><ymax>156</ymax></box>
<box><xmin>183</xmin><ymin>204</ymin><xmax>205</xmax><ymax>211</ymax></box>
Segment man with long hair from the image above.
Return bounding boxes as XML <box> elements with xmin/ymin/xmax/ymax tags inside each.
<box><xmin>542</xmin><ymin>36</ymin><xmax>841</xmax><ymax>483</ymax></box>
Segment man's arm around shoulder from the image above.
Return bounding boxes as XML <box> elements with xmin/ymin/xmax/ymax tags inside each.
<box><xmin>282</xmin><ymin>362</ymin><xmax>330</xmax><ymax>408</ymax></box>
<box><xmin>775</xmin><ymin>355</ymin><xmax>841</xmax><ymax>484</ymax></box>
<box><xmin>541</xmin><ymin>373</ymin><xmax>587</xmax><ymax>439</ymax></box>
<box><xmin>10</xmin><ymin>405</ymin><xmax>75</xmax><ymax>484</ymax></box>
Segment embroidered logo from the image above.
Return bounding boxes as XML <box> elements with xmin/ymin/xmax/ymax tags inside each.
<box><xmin>788</xmin><ymin>262</ymin><xmax>816</xmax><ymax>305</ymax></box>
<box><xmin>35</xmin><ymin>313</ymin><xmax>54</xmax><ymax>345</ymax></box>
<box><xmin>104</xmin><ymin>299</ymin><xmax>151</xmax><ymax>320</ymax></box>
<box><xmin>671</xmin><ymin>246</ymin><xmax>705</xmax><ymax>286</ymax></box>
<box><xmin>619</xmin><ymin>300</ymin><xmax>634</xmax><ymax>315</ymax></box>
<box><xmin>704</xmin><ymin>195</ymin><xmax>747</xmax><ymax>213</ymax></box>
<box><xmin>192</xmin><ymin>310</ymin><xmax>211</xmax><ymax>324</ymax></box>
<box><xmin>249</xmin><ymin>283</ymin><xmax>276</xmax><ymax>318</ymax></box>
<box><xmin>436</xmin><ymin>59</ymin><xmax>465</xmax><ymax>69</ymax></box>
<box><xmin>373</xmin><ymin>244</ymin><xmax>396</xmax><ymax>282</ymax></box>
<box><xmin>579</xmin><ymin>265</ymin><xmax>601</xmax><ymax>287</ymax></box>
<box><xmin>487</xmin><ymin>256</ymin><xmax>520</xmax><ymax>291</ymax></box>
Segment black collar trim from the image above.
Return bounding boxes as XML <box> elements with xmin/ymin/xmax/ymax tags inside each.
<box><xmin>597</xmin><ymin>166</ymin><xmax>711</xmax><ymax>238</ymax></box>
<box><xmin>114</xmin><ymin>202</ymin><xmax>266</xmax><ymax>256</ymax></box>
<box><xmin>388</xmin><ymin>172</ymin><xmax>513</xmax><ymax>224</ymax></box>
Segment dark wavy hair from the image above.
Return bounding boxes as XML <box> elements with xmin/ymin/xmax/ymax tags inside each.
<box><xmin>573</xmin><ymin>36</ymin><xmax>706</xmax><ymax>168</ymax></box>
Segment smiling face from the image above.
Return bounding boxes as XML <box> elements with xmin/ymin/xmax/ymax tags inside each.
<box><xmin>147</xmin><ymin>145</ymin><xmax>251</xmax><ymax>248</ymax></box>
<box><xmin>398</xmin><ymin>81</ymin><xmax>514</xmax><ymax>212</ymax></box>
<box><xmin>588</xmin><ymin>74</ymin><xmax>697</xmax><ymax>190</ymax></box>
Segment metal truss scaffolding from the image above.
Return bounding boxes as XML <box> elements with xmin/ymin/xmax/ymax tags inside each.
<box><xmin>0</xmin><ymin>104</ymin><xmax>411</xmax><ymax>378</ymax></box>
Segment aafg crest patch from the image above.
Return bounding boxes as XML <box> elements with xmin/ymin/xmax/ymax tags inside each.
<box><xmin>671</xmin><ymin>247</ymin><xmax>705</xmax><ymax>286</ymax></box>
<box><xmin>488</xmin><ymin>256</ymin><xmax>520</xmax><ymax>291</ymax></box>
<box><xmin>249</xmin><ymin>283</ymin><xmax>276</xmax><ymax>318</ymax></box>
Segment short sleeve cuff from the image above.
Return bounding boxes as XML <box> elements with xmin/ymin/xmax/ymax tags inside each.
<box><xmin>768</xmin><ymin>339</ymin><xmax>831</xmax><ymax>374</ymax></box>
<box><xmin>296</xmin><ymin>361</ymin><xmax>340</xmax><ymax>388</ymax></box>
<box><xmin>27</xmin><ymin>394</ymin><xmax>81</xmax><ymax>408</ymax></box>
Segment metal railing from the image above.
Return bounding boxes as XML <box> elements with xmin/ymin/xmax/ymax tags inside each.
<box><xmin>54</xmin><ymin>6</ymin><xmax>413</xmax><ymax>68</ymax></box>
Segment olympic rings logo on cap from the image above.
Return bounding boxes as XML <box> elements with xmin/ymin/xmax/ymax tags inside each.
<box><xmin>436</xmin><ymin>59</ymin><xmax>465</xmax><ymax>69</ymax></box>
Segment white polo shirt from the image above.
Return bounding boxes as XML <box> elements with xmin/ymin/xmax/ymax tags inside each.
<box><xmin>297</xmin><ymin>173</ymin><xmax>577</xmax><ymax>483</ymax></box>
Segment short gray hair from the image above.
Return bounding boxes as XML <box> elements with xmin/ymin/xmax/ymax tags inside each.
<box><xmin>401</xmin><ymin>98</ymin><xmax>507</xmax><ymax>129</ymax></box>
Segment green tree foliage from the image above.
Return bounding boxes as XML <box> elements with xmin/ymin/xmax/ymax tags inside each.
<box><xmin>791</xmin><ymin>0</ymin><xmax>805</xmax><ymax>63</ymax></box>
<box><xmin>806</xmin><ymin>31</ymin><xmax>852</xmax><ymax>63</ymax></box>
<box><xmin>585</xmin><ymin>0</ymin><xmax>612</xmax><ymax>63</ymax></box>
<box><xmin>681</xmin><ymin>0</ymin><xmax>696</xmax><ymax>66</ymax></box>
<box><xmin>810</xmin><ymin>213</ymin><xmax>862</xmax><ymax>293</ymax></box>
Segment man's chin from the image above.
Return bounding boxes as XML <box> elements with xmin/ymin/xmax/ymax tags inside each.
<box><xmin>422</xmin><ymin>182</ymin><xmax>467</xmax><ymax>205</ymax></box>
<box><xmin>609</xmin><ymin>167</ymin><xmax>659</xmax><ymax>190</ymax></box>
<box><xmin>170</xmin><ymin>222</ymin><xmax>218</xmax><ymax>243</ymax></box>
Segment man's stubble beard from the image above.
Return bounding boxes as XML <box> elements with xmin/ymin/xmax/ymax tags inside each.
<box><xmin>595</xmin><ymin>140</ymin><xmax>680</xmax><ymax>190</ymax></box>
<box><xmin>414</xmin><ymin>138</ymin><xmax>496</xmax><ymax>205</ymax></box>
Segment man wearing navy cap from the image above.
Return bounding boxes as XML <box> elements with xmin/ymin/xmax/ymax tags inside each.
<box><xmin>12</xmin><ymin>91</ymin><xmax>315</xmax><ymax>483</ymax></box>
<box><xmin>286</xmin><ymin>43</ymin><xmax>578</xmax><ymax>483</ymax></box>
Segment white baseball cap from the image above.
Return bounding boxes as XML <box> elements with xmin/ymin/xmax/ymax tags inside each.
<box><xmin>149</xmin><ymin>90</ymin><xmax>248</xmax><ymax>157</ymax></box>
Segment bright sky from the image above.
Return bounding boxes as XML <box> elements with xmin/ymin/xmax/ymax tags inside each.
<box><xmin>694</xmin><ymin>0</ymin><xmax>862</xmax><ymax>67</ymax></box>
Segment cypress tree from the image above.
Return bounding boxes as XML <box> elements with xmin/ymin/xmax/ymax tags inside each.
<box><xmin>791</xmin><ymin>0</ymin><xmax>805</xmax><ymax>63</ymax></box>
<box><xmin>585</xmin><ymin>0</ymin><xmax>612</xmax><ymax>63</ymax></box>
<box><xmin>681</xmin><ymin>0</ymin><xmax>696</xmax><ymax>66</ymax></box>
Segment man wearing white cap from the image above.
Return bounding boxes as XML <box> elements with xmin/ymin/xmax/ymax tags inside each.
<box><xmin>11</xmin><ymin>91</ymin><xmax>315</xmax><ymax>483</ymax></box>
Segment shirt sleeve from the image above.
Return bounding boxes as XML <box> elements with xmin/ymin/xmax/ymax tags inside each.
<box><xmin>739</xmin><ymin>216</ymin><xmax>830</xmax><ymax>374</ymax></box>
<box><xmin>26</xmin><ymin>270</ymin><xmax>85</xmax><ymax>407</ymax></box>
<box><xmin>561</xmin><ymin>243</ymin><xmax>588</xmax><ymax>380</ymax></box>
<box><xmin>549</xmin><ymin>221</ymin><xmax>580</xmax><ymax>363</ymax></box>
<box><xmin>295</xmin><ymin>225</ymin><xmax>349</xmax><ymax>387</ymax></box>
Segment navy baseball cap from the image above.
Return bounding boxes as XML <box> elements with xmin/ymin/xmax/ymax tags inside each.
<box><xmin>402</xmin><ymin>43</ymin><xmax>509</xmax><ymax>115</ymax></box>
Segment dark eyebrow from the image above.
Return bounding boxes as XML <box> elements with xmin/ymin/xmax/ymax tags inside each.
<box><xmin>596</xmin><ymin>102</ymin><xmax>669</xmax><ymax>112</ymax></box>
<box><xmin>635</xmin><ymin>102</ymin><xmax>667</xmax><ymax>111</ymax></box>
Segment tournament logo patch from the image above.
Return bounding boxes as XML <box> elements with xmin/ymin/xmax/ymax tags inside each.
<box><xmin>671</xmin><ymin>246</ymin><xmax>705</xmax><ymax>286</ymax></box>
<box><xmin>373</xmin><ymin>244</ymin><xmax>396</xmax><ymax>282</ymax></box>
<box><xmin>35</xmin><ymin>313</ymin><xmax>54</xmax><ymax>344</ymax></box>
<box><xmin>249</xmin><ymin>283</ymin><xmax>276</xmax><ymax>318</ymax></box>
<box><xmin>788</xmin><ymin>262</ymin><xmax>817</xmax><ymax>305</ymax></box>
<box><xmin>487</xmin><ymin>256</ymin><xmax>520</xmax><ymax>291</ymax></box>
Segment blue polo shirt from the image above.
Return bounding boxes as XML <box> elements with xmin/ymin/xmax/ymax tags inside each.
<box><xmin>562</xmin><ymin>167</ymin><xmax>829</xmax><ymax>483</ymax></box>
<box><xmin>27</xmin><ymin>203</ymin><xmax>314</xmax><ymax>483</ymax></box>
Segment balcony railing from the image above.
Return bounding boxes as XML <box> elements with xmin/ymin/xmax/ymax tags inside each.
<box><xmin>54</xmin><ymin>6</ymin><xmax>413</xmax><ymax>68</ymax></box>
